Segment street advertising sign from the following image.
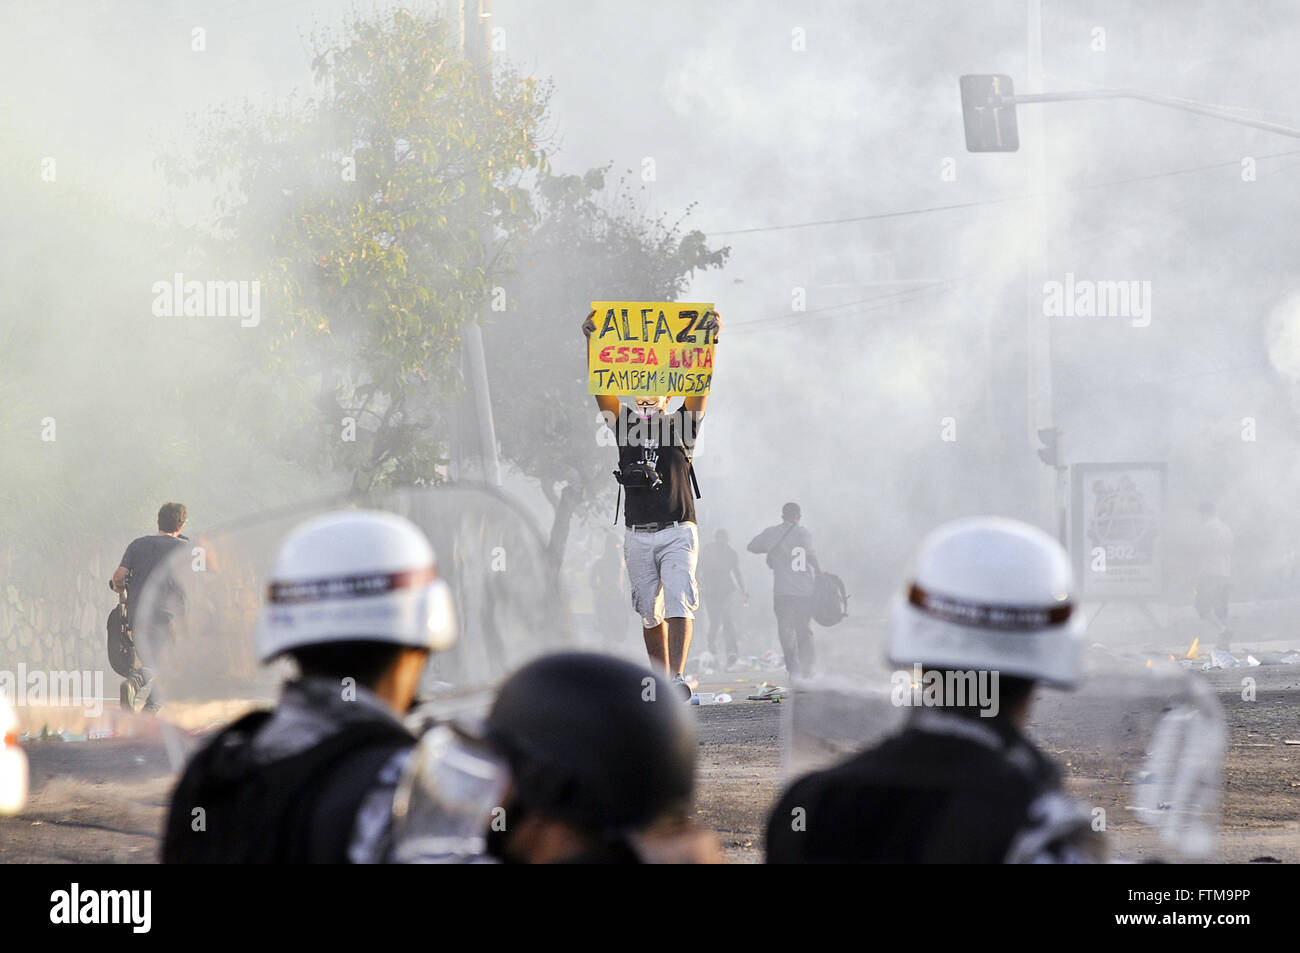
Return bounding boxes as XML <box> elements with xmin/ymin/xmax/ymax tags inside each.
<box><xmin>1071</xmin><ymin>462</ymin><xmax>1166</xmax><ymax>599</ymax></box>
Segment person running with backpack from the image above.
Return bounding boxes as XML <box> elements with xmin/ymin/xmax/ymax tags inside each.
<box><xmin>748</xmin><ymin>502</ymin><xmax>820</xmax><ymax>679</ymax></box>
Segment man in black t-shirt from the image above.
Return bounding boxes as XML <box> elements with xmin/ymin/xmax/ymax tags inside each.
<box><xmin>583</xmin><ymin>309</ymin><xmax>721</xmax><ymax>698</ymax></box>
<box><xmin>111</xmin><ymin>502</ymin><xmax>190</xmax><ymax>711</ymax></box>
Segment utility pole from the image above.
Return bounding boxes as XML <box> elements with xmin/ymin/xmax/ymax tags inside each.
<box><xmin>458</xmin><ymin>0</ymin><xmax>503</xmax><ymax>486</ymax></box>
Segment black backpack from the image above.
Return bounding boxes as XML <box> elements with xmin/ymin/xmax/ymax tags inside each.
<box><xmin>812</xmin><ymin>572</ymin><xmax>849</xmax><ymax>626</ymax></box>
<box><xmin>163</xmin><ymin>710</ymin><xmax>413</xmax><ymax>864</ymax></box>
<box><xmin>106</xmin><ymin>589</ymin><xmax>134</xmax><ymax>678</ymax></box>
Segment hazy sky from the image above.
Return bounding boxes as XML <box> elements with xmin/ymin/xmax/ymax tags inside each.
<box><xmin>7</xmin><ymin>0</ymin><xmax>1300</xmax><ymax>606</ymax></box>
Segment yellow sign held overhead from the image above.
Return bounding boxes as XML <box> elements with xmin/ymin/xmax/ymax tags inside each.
<box><xmin>587</xmin><ymin>301</ymin><xmax>716</xmax><ymax>397</ymax></box>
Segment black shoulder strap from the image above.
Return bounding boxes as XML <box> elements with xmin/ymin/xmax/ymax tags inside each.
<box><xmin>675</xmin><ymin>409</ymin><xmax>702</xmax><ymax>500</ymax></box>
<box><xmin>293</xmin><ymin>730</ymin><xmax>413</xmax><ymax>863</ymax></box>
<box><xmin>613</xmin><ymin>405</ymin><xmax>630</xmax><ymax>524</ymax></box>
<box><xmin>775</xmin><ymin>522</ymin><xmax>797</xmax><ymax>549</ymax></box>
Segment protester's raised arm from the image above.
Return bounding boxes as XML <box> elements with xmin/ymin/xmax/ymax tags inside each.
<box><xmin>682</xmin><ymin>310</ymin><xmax>720</xmax><ymax>415</ymax></box>
<box><xmin>585</xmin><ymin>310</ymin><xmax>622</xmax><ymax>422</ymax></box>
<box><xmin>594</xmin><ymin>394</ymin><xmax>621</xmax><ymax>421</ymax></box>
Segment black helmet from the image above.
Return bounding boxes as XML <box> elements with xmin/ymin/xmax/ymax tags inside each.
<box><xmin>485</xmin><ymin>652</ymin><xmax>696</xmax><ymax>834</ymax></box>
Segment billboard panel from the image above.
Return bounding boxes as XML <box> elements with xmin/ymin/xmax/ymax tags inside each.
<box><xmin>1071</xmin><ymin>462</ymin><xmax>1166</xmax><ymax>599</ymax></box>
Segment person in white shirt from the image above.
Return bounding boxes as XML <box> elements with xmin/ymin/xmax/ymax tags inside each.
<box><xmin>748</xmin><ymin>503</ymin><xmax>821</xmax><ymax>678</ymax></box>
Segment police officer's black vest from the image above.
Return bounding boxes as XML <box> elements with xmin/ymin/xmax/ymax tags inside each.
<box><xmin>163</xmin><ymin>710</ymin><xmax>413</xmax><ymax>864</ymax></box>
<box><xmin>766</xmin><ymin>720</ymin><xmax>1064</xmax><ymax>864</ymax></box>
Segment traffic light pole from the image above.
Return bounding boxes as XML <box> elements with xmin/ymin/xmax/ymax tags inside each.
<box><xmin>964</xmin><ymin>11</ymin><xmax>1300</xmax><ymax>548</ymax></box>
<box><xmin>1006</xmin><ymin>5</ymin><xmax>1300</xmax><ymax>546</ymax></box>
<box><xmin>1001</xmin><ymin>88</ymin><xmax>1300</xmax><ymax>140</ymax></box>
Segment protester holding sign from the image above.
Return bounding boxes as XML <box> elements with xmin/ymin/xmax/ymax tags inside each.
<box><xmin>583</xmin><ymin>304</ymin><xmax>720</xmax><ymax>700</ymax></box>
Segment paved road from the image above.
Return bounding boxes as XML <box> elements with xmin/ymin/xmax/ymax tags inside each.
<box><xmin>690</xmin><ymin>699</ymin><xmax>784</xmax><ymax>863</ymax></box>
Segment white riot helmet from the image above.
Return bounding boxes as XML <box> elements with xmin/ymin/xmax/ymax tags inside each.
<box><xmin>256</xmin><ymin>510</ymin><xmax>456</xmax><ymax>663</ymax></box>
<box><xmin>889</xmin><ymin>517</ymin><xmax>1083</xmax><ymax>688</ymax></box>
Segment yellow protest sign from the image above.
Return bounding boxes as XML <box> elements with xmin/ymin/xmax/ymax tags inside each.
<box><xmin>587</xmin><ymin>301</ymin><xmax>716</xmax><ymax>396</ymax></box>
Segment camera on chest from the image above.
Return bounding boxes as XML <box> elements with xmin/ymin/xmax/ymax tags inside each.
<box><xmin>613</xmin><ymin>460</ymin><xmax>663</xmax><ymax>491</ymax></box>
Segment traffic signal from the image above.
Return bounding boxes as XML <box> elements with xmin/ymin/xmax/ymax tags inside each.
<box><xmin>1036</xmin><ymin>426</ymin><xmax>1062</xmax><ymax>468</ymax></box>
<box><xmin>960</xmin><ymin>74</ymin><xmax>1019</xmax><ymax>152</ymax></box>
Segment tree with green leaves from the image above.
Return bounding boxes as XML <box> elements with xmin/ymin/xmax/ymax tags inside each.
<box><xmin>160</xmin><ymin>6</ymin><xmax>550</xmax><ymax>491</ymax></box>
<box><xmin>486</xmin><ymin>166</ymin><xmax>730</xmax><ymax>563</ymax></box>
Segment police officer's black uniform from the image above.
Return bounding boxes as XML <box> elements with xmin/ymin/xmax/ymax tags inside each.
<box><xmin>765</xmin><ymin>708</ymin><xmax>1100</xmax><ymax>864</ymax></box>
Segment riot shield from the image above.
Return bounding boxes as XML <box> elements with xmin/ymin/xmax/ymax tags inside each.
<box><xmin>389</xmin><ymin>721</ymin><xmax>509</xmax><ymax>863</ymax></box>
<box><xmin>132</xmin><ymin>484</ymin><xmax>575</xmax><ymax>769</ymax></box>
<box><xmin>783</xmin><ymin>653</ymin><xmax>1226</xmax><ymax>862</ymax></box>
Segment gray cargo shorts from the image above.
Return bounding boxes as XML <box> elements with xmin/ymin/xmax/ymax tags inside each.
<box><xmin>623</xmin><ymin>521</ymin><xmax>699</xmax><ymax>628</ymax></box>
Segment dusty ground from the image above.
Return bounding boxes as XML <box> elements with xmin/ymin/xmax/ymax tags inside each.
<box><xmin>1</xmin><ymin>659</ymin><xmax>1296</xmax><ymax>864</ymax></box>
<box><xmin>693</xmin><ymin>698</ymin><xmax>783</xmax><ymax>864</ymax></box>
<box><xmin>0</xmin><ymin>734</ymin><xmax>173</xmax><ymax>864</ymax></box>
<box><xmin>1194</xmin><ymin>669</ymin><xmax>1300</xmax><ymax>863</ymax></box>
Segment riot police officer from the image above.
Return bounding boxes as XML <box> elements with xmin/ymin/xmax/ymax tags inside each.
<box><xmin>481</xmin><ymin>652</ymin><xmax>723</xmax><ymax>863</ymax></box>
<box><xmin>163</xmin><ymin>509</ymin><xmax>456</xmax><ymax>863</ymax></box>
<box><xmin>766</xmin><ymin>517</ymin><xmax>1103</xmax><ymax>864</ymax></box>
